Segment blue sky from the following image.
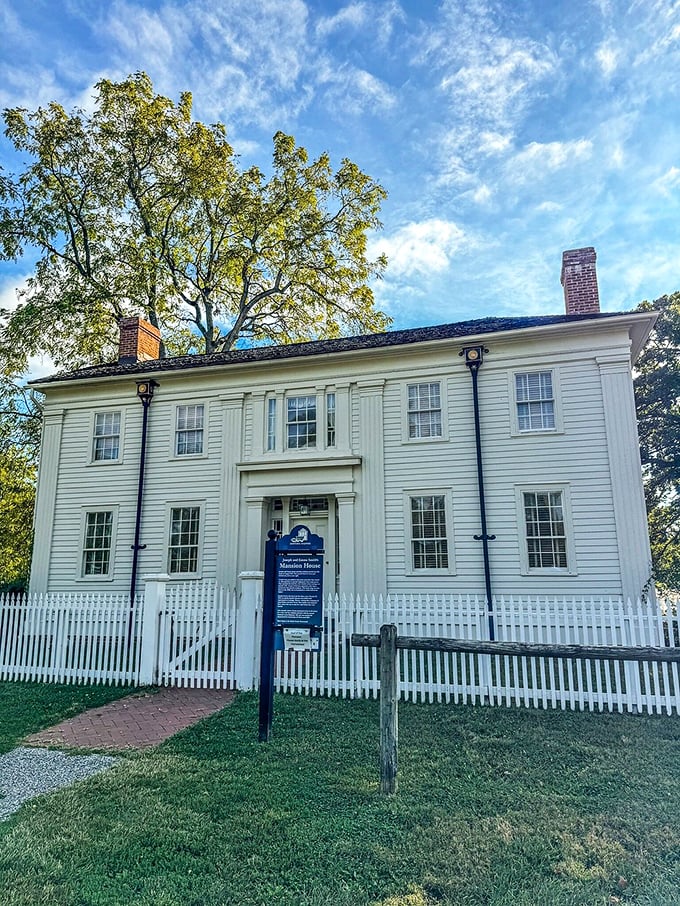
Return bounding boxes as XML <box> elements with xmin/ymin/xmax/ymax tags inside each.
<box><xmin>1</xmin><ymin>0</ymin><xmax>679</xmax><ymax>357</ymax></box>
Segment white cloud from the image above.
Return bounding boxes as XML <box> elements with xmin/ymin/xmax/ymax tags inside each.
<box><xmin>506</xmin><ymin>139</ymin><xmax>593</xmax><ymax>183</ymax></box>
<box><xmin>595</xmin><ymin>40</ymin><xmax>620</xmax><ymax>77</ymax></box>
<box><xmin>0</xmin><ymin>275</ymin><xmax>29</xmax><ymax>315</ymax></box>
<box><xmin>477</xmin><ymin>131</ymin><xmax>513</xmax><ymax>155</ymax></box>
<box><xmin>315</xmin><ymin>60</ymin><xmax>396</xmax><ymax>114</ymax></box>
<box><xmin>316</xmin><ymin>2</ymin><xmax>368</xmax><ymax>38</ymax></box>
<box><xmin>652</xmin><ymin>166</ymin><xmax>680</xmax><ymax>195</ymax></box>
<box><xmin>371</xmin><ymin>219</ymin><xmax>468</xmax><ymax>278</ymax></box>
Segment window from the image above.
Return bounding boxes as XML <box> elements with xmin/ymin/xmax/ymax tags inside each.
<box><xmin>168</xmin><ymin>506</ymin><xmax>201</xmax><ymax>574</ymax></box>
<box><xmin>515</xmin><ymin>372</ymin><xmax>555</xmax><ymax>432</ymax></box>
<box><xmin>93</xmin><ymin>412</ymin><xmax>121</xmax><ymax>461</ymax></box>
<box><xmin>326</xmin><ymin>392</ymin><xmax>336</xmax><ymax>447</ymax></box>
<box><xmin>82</xmin><ymin>511</ymin><xmax>113</xmax><ymax>576</ymax></box>
<box><xmin>407</xmin><ymin>382</ymin><xmax>442</xmax><ymax>439</ymax></box>
<box><xmin>523</xmin><ymin>491</ymin><xmax>568</xmax><ymax>569</ymax></box>
<box><xmin>287</xmin><ymin>396</ymin><xmax>317</xmax><ymax>449</ymax></box>
<box><xmin>175</xmin><ymin>405</ymin><xmax>204</xmax><ymax>455</ymax></box>
<box><xmin>410</xmin><ymin>494</ymin><xmax>449</xmax><ymax>570</ymax></box>
<box><xmin>267</xmin><ymin>398</ymin><xmax>277</xmax><ymax>451</ymax></box>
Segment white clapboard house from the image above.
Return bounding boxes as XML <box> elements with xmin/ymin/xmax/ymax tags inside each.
<box><xmin>29</xmin><ymin>247</ymin><xmax>657</xmax><ymax>605</ymax></box>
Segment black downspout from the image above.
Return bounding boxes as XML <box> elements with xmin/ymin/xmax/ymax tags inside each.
<box><xmin>461</xmin><ymin>347</ymin><xmax>496</xmax><ymax>641</ymax></box>
<box><xmin>128</xmin><ymin>381</ymin><xmax>158</xmax><ymax>634</ymax></box>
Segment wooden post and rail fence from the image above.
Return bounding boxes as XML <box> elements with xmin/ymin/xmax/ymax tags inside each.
<box><xmin>351</xmin><ymin>625</ymin><xmax>680</xmax><ymax>795</ymax></box>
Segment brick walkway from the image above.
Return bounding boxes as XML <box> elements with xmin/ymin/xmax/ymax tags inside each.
<box><xmin>24</xmin><ymin>687</ymin><xmax>235</xmax><ymax>751</ymax></box>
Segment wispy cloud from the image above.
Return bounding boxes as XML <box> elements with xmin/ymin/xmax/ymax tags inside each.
<box><xmin>653</xmin><ymin>166</ymin><xmax>680</xmax><ymax>196</ymax></box>
<box><xmin>316</xmin><ymin>2</ymin><xmax>368</xmax><ymax>38</ymax></box>
<box><xmin>371</xmin><ymin>219</ymin><xmax>469</xmax><ymax>278</ymax></box>
<box><xmin>505</xmin><ymin>139</ymin><xmax>593</xmax><ymax>184</ymax></box>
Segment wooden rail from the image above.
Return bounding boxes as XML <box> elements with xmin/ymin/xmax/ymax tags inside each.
<box><xmin>351</xmin><ymin>625</ymin><xmax>680</xmax><ymax>795</ymax></box>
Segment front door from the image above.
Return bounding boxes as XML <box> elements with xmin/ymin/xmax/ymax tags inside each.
<box><xmin>269</xmin><ymin>496</ymin><xmax>337</xmax><ymax>595</ymax></box>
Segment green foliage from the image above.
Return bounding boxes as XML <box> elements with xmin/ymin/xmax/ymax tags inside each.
<box><xmin>0</xmin><ymin>72</ymin><xmax>389</xmax><ymax>373</ymax></box>
<box><xmin>0</xmin><ymin>692</ymin><xmax>679</xmax><ymax>904</ymax></box>
<box><xmin>635</xmin><ymin>293</ymin><xmax>680</xmax><ymax>591</ymax></box>
<box><xmin>0</xmin><ymin>444</ymin><xmax>36</xmax><ymax>591</ymax></box>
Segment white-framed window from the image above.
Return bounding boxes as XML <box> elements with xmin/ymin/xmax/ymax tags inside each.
<box><xmin>267</xmin><ymin>398</ymin><xmax>277</xmax><ymax>451</ymax></box>
<box><xmin>406</xmin><ymin>382</ymin><xmax>443</xmax><ymax>440</ymax></box>
<box><xmin>175</xmin><ymin>404</ymin><xmax>204</xmax><ymax>456</ymax></box>
<box><xmin>168</xmin><ymin>505</ymin><xmax>202</xmax><ymax>575</ymax></box>
<box><xmin>516</xmin><ymin>485</ymin><xmax>576</xmax><ymax>574</ymax></box>
<box><xmin>92</xmin><ymin>411</ymin><xmax>121</xmax><ymax>462</ymax></box>
<box><xmin>326</xmin><ymin>392</ymin><xmax>336</xmax><ymax>448</ymax></box>
<box><xmin>514</xmin><ymin>371</ymin><xmax>555</xmax><ymax>432</ymax></box>
<box><xmin>406</xmin><ymin>492</ymin><xmax>453</xmax><ymax>572</ymax></box>
<box><xmin>82</xmin><ymin>510</ymin><xmax>114</xmax><ymax>576</ymax></box>
<box><xmin>287</xmin><ymin>395</ymin><xmax>317</xmax><ymax>449</ymax></box>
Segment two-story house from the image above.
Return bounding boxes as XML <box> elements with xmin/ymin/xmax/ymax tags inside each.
<box><xmin>29</xmin><ymin>248</ymin><xmax>657</xmax><ymax>604</ymax></box>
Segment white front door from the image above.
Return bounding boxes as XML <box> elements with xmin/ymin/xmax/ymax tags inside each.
<box><xmin>269</xmin><ymin>496</ymin><xmax>338</xmax><ymax>594</ymax></box>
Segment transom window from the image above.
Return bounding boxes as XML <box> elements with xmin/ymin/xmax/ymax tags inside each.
<box><xmin>515</xmin><ymin>372</ymin><xmax>555</xmax><ymax>432</ymax></box>
<box><xmin>93</xmin><ymin>412</ymin><xmax>121</xmax><ymax>461</ymax></box>
<box><xmin>168</xmin><ymin>506</ymin><xmax>200</xmax><ymax>574</ymax></box>
<box><xmin>83</xmin><ymin>511</ymin><xmax>113</xmax><ymax>576</ymax></box>
<box><xmin>523</xmin><ymin>491</ymin><xmax>567</xmax><ymax>569</ymax></box>
<box><xmin>176</xmin><ymin>405</ymin><xmax>204</xmax><ymax>455</ymax></box>
<box><xmin>287</xmin><ymin>396</ymin><xmax>317</xmax><ymax>449</ymax></box>
<box><xmin>410</xmin><ymin>495</ymin><xmax>449</xmax><ymax>570</ymax></box>
<box><xmin>407</xmin><ymin>383</ymin><xmax>442</xmax><ymax>439</ymax></box>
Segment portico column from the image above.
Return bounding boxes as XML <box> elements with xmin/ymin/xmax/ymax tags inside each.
<box><xmin>598</xmin><ymin>355</ymin><xmax>654</xmax><ymax>602</ymax></box>
<box><xmin>244</xmin><ymin>496</ymin><xmax>267</xmax><ymax>572</ymax></box>
<box><xmin>336</xmin><ymin>492</ymin><xmax>356</xmax><ymax>595</ymax></box>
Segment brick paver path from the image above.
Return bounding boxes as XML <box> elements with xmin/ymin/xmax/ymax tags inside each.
<box><xmin>24</xmin><ymin>687</ymin><xmax>235</xmax><ymax>751</ymax></box>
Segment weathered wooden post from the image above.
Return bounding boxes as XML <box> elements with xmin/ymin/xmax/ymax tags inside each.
<box><xmin>380</xmin><ymin>623</ymin><xmax>398</xmax><ymax>794</ymax></box>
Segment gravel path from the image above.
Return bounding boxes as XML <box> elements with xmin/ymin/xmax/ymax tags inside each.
<box><xmin>0</xmin><ymin>746</ymin><xmax>117</xmax><ymax>820</ymax></box>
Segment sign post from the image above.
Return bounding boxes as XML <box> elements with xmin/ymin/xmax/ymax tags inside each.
<box><xmin>258</xmin><ymin>525</ymin><xmax>324</xmax><ymax>741</ymax></box>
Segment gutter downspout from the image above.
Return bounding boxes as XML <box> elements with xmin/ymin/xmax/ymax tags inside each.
<box><xmin>129</xmin><ymin>380</ymin><xmax>158</xmax><ymax>631</ymax></box>
<box><xmin>461</xmin><ymin>346</ymin><xmax>496</xmax><ymax>641</ymax></box>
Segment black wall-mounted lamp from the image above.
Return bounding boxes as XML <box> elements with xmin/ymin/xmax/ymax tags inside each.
<box><xmin>135</xmin><ymin>379</ymin><xmax>158</xmax><ymax>404</ymax></box>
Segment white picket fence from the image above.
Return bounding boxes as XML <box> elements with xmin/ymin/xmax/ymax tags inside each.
<box><xmin>1</xmin><ymin>584</ymin><xmax>679</xmax><ymax>714</ymax></box>
<box><xmin>0</xmin><ymin>591</ymin><xmax>142</xmax><ymax>685</ymax></box>
<box><xmin>275</xmin><ymin>594</ymin><xmax>680</xmax><ymax>714</ymax></box>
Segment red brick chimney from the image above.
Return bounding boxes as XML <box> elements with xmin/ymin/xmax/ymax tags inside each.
<box><xmin>118</xmin><ymin>317</ymin><xmax>161</xmax><ymax>363</ymax></box>
<box><xmin>560</xmin><ymin>247</ymin><xmax>600</xmax><ymax>315</ymax></box>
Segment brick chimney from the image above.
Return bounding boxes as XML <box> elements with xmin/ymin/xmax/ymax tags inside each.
<box><xmin>118</xmin><ymin>317</ymin><xmax>161</xmax><ymax>363</ymax></box>
<box><xmin>560</xmin><ymin>247</ymin><xmax>600</xmax><ymax>315</ymax></box>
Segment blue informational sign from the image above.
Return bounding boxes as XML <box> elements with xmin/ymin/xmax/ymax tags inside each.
<box><xmin>274</xmin><ymin>525</ymin><xmax>324</xmax><ymax>651</ymax></box>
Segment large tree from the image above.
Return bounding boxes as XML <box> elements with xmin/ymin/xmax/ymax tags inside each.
<box><xmin>0</xmin><ymin>72</ymin><xmax>389</xmax><ymax>373</ymax></box>
<box><xmin>635</xmin><ymin>292</ymin><xmax>680</xmax><ymax>591</ymax></box>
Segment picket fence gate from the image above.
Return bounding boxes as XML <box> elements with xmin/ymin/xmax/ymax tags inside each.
<box><xmin>1</xmin><ymin>579</ymin><xmax>678</xmax><ymax>714</ymax></box>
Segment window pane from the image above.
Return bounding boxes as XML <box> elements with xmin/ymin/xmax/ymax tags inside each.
<box><xmin>407</xmin><ymin>383</ymin><xmax>442</xmax><ymax>438</ymax></box>
<box><xmin>410</xmin><ymin>495</ymin><xmax>448</xmax><ymax>569</ymax></box>
<box><xmin>176</xmin><ymin>405</ymin><xmax>204</xmax><ymax>455</ymax></box>
<box><xmin>168</xmin><ymin>506</ymin><xmax>200</xmax><ymax>573</ymax></box>
<box><xmin>287</xmin><ymin>396</ymin><xmax>317</xmax><ymax>449</ymax></box>
<box><xmin>523</xmin><ymin>491</ymin><xmax>568</xmax><ymax>568</ymax></box>
<box><xmin>93</xmin><ymin>412</ymin><xmax>121</xmax><ymax>461</ymax></box>
<box><xmin>515</xmin><ymin>372</ymin><xmax>555</xmax><ymax>431</ymax></box>
<box><xmin>83</xmin><ymin>511</ymin><xmax>113</xmax><ymax>575</ymax></box>
<box><xmin>326</xmin><ymin>393</ymin><xmax>336</xmax><ymax>447</ymax></box>
<box><xmin>267</xmin><ymin>398</ymin><xmax>277</xmax><ymax>451</ymax></box>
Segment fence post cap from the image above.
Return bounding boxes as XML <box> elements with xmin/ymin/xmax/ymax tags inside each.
<box><xmin>239</xmin><ymin>570</ymin><xmax>265</xmax><ymax>579</ymax></box>
<box><xmin>141</xmin><ymin>573</ymin><xmax>171</xmax><ymax>582</ymax></box>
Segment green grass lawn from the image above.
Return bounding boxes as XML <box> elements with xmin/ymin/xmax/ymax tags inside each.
<box><xmin>0</xmin><ymin>686</ymin><xmax>679</xmax><ymax>905</ymax></box>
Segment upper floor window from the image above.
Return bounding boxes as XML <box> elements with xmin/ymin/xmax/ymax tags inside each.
<box><xmin>176</xmin><ymin>404</ymin><xmax>204</xmax><ymax>455</ymax></box>
<box><xmin>82</xmin><ymin>510</ymin><xmax>113</xmax><ymax>576</ymax></box>
<box><xmin>523</xmin><ymin>490</ymin><xmax>567</xmax><ymax>569</ymax></box>
<box><xmin>515</xmin><ymin>372</ymin><xmax>555</xmax><ymax>432</ymax></box>
<box><xmin>93</xmin><ymin>412</ymin><xmax>121</xmax><ymax>461</ymax></box>
<box><xmin>410</xmin><ymin>494</ymin><xmax>449</xmax><ymax>570</ymax></box>
<box><xmin>326</xmin><ymin>393</ymin><xmax>336</xmax><ymax>448</ymax></box>
<box><xmin>407</xmin><ymin>382</ymin><xmax>442</xmax><ymax>439</ymax></box>
<box><xmin>287</xmin><ymin>396</ymin><xmax>317</xmax><ymax>449</ymax></box>
<box><xmin>168</xmin><ymin>506</ymin><xmax>201</xmax><ymax>574</ymax></box>
<box><xmin>267</xmin><ymin>398</ymin><xmax>277</xmax><ymax>451</ymax></box>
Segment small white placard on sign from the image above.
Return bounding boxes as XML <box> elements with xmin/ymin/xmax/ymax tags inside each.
<box><xmin>283</xmin><ymin>627</ymin><xmax>312</xmax><ymax>651</ymax></box>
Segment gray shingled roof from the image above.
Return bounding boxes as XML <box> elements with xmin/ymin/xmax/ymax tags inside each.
<box><xmin>33</xmin><ymin>311</ymin><xmax>626</xmax><ymax>385</ymax></box>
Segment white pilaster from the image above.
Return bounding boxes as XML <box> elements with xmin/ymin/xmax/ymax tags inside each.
<box><xmin>336</xmin><ymin>492</ymin><xmax>356</xmax><ymax>595</ymax></box>
<box><xmin>358</xmin><ymin>380</ymin><xmax>386</xmax><ymax>593</ymax></box>
<box><xmin>217</xmin><ymin>393</ymin><xmax>244</xmax><ymax>588</ymax></box>
<box><xmin>29</xmin><ymin>407</ymin><xmax>65</xmax><ymax>592</ymax></box>
<box><xmin>598</xmin><ymin>356</ymin><xmax>654</xmax><ymax>602</ymax></box>
<box><xmin>244</xmin><ymin>496</ymin><xmax>267</xmax><ymax>572</ymax></box>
